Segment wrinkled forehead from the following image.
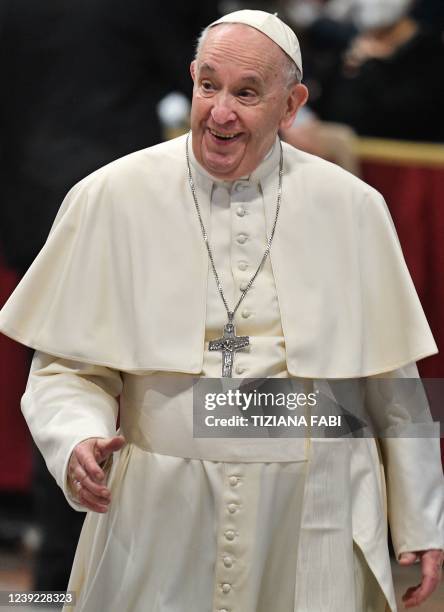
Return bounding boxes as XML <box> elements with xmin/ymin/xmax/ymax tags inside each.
<box><xmin>200</xmin><ymin>23</ymin><xmax>285</xmax><ymax>59</ymax></box>
<box><xmin>197</xmin><ymin>23</ymin><xmax>286</xmax><ymax>78</ymax></box>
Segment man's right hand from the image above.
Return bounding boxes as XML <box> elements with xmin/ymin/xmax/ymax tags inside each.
<box><xmin>67</xmin><ymin>435</ymin><xmax>126</xmax><ymax>513</ymax></box>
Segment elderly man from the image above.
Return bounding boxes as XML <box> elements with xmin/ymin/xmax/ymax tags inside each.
<box><xmin>0</xmin><ymin>10</ymin><xmax>443</xmax><ymax>612</ymax></box>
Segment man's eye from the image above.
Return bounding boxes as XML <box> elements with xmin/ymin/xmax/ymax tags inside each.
<box><xmin>238</xmin><ymin>90</ymin><xmax>256</xmax><ymax>99</ymax></box>
<box><xmin>201</xmin><ymin>81</ymin><xmax>214</xmax><ymax>91</ymax></box>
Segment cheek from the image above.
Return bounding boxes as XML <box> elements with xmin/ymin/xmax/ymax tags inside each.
<box><xmin>191</xmin><ymin>100</ymin><xmax>208</xmax><ymax>126</ymax></box>
<box><xmin>248</xmin><ymin>112</ymin><xmax>276</xmax><ymax>139</ymax></box>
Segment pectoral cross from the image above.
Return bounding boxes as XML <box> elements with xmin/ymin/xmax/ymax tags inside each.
<box><xmin>209</xmin><ymin>320</ymin><xmax>249</xmax><ymax>377</ymax></box>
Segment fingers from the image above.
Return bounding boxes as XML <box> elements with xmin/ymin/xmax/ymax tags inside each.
<box><xmin>84</xmin><ymin>451</ymin><xmax>106</xmax><ymax>482</ymax></box>
<box><xmin>95</xmin><ymin>435</ymin><xmax>126</xmax><ymax>462</ymax></box>
<box><xmin>401</xmin><ymin>550</ymin><xmax>443</xmax><ymax>608</ymax></box>
<box><xmin>80</xmin><ymin>474</ymin><xmax>111</xmax><ymax>499</ymax></box>
<box><xmin>402</xmin><ymin>584</ymin><xmax>421</xmax><ymax>608</ymax></box>
<box><xmin>68</xmin><ymin>435</ymin><xmax>126</xmax><ymax>513</ymax></box>
<box><xmin>399</xmin><ymin>552</ymin><xmax>418</xmax><ymax>566</ymax></box>
<box><xmin>402</xmin><ymin>576</ymin><xmax>436</xmax><ymax>608</ymax></box>
<box><xmin>74</xmin><ymin>439</ymin><xmax>106</xmax><ymax>482</ymax></box>
<box><xmin>70</xmin><ymin>472</ymin><xmax>111</xmax><ymax>514</ymax></box>
<box><xmin>77</xmin><ymin>483</ymin><xmax>110</xmax><ymax>514</ymax></box>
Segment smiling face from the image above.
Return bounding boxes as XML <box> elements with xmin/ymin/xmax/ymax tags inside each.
<box><xmin>190</xmin><ymin>24</ymin><xmax>308</xmax><ymax>180</ymax></box>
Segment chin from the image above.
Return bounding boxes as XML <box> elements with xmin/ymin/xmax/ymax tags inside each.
<box><xmin>211</xmin><ymin>160</ymin><xmax>246</xmax><ymax>178</ymax></box>
<box><xmin>203</xmin><ymin>156</ymin><xmax>241</xmax><ymax>178</ymax></box>
<box><xmin>207</xmin><ymin>167</ymin><xmax>236</xmax><ymax>179</ymax></box>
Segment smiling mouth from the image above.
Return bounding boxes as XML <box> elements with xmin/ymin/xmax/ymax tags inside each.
<box><xmin>208</xmin><ymin>127</ymin><xmax>242</xmax><ymax>141</ymax></box>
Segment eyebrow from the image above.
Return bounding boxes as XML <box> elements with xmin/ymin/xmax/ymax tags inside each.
<box><xmin>199</xmin><ymin>63</ymin><xmax>263</xmax><ymax>87</ymax></box>
<box><xmin>199</xmin><ymin>62</ymin><xmax>216</xmax><ymax>73</ymax></box>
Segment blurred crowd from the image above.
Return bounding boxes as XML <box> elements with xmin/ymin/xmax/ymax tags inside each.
<box><xmin>281</xmin><ymin>0</ymin><xmax>444</xmax><ymax>144</ymax></box>
<box><xmin>0</xmin><ymin>0</ymin><xmax>443</xmax><ymax>594</ymax></box>
<box><xmin>1</xmin><ymin>0</ymin><xmax>443</xmax><ymax>271</ymax></box>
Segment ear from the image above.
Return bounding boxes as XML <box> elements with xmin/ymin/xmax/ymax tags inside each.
<box><xmin>279</xmin><ymin>84</ymin><xmax>309</xmax><ymax>130</ymax></box>
<box><xmin>190</xmin><ymin>60</ymin><xmax>197</xmax><ymax>83</ymax></box>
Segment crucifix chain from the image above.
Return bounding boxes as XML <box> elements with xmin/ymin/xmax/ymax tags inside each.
<box><xmin>185</xmin><ymin>131</ymin><xmax>283</xmax><ymax>376</ymax></box>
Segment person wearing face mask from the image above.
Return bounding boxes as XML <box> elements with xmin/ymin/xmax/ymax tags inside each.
<box><xmin>0</xmin><ymin>9</ymin><xmax>443</xmax><ymax>612</ymax></box>
<box><xmin>311</xmin><ymin>0</ymin><xmax>444</xmax><ymax>141</ymax></box>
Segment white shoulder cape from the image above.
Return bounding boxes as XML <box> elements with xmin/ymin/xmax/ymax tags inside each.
<box><xmin>0</xmin><ymin>135</ymin><xmax>437</xmax><ymax>376</ymax></box>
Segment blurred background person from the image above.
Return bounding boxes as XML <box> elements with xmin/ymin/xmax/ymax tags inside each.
<box><xmin>277</xmin><ymin>0</ymin><xmax>360</xmax><ymax>172</ymax></box>
<box><xmin>284</xmin><ymin>0</ymin><xmax>444</xmax><ymax>141</ymax></box>
<box><xmin>0</xmin><ymin>0</ymin><xmax>219</xmax><ymax>592</ymax></box>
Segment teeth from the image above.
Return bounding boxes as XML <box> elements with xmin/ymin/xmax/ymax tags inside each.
<box><xmin>210</xmin><ymin>129</ymin><xmax>238</xmax><ymax>139</ymax></box>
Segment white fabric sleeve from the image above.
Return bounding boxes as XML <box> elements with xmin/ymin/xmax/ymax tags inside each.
<box><xmin>22</xmin><ymin>350</ymin><xmax>123</xmax><ymax>511</ymax></box>
<box><xmin>366</xmin><ymin>362</ymin><xmax>444</xmax><ymax>559</ymax></box>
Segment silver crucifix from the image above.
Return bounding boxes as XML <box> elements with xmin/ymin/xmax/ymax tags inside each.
<box><xmin>209</xmin><ymin>321</ymin><xmax>249</xmax><ymax>377</ymax></box>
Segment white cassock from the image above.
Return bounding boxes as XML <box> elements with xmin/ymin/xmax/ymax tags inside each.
<box><xmin>0</xmin><ymin>135</ymin><xmax>443</xmax><ymax>612</ymax></box>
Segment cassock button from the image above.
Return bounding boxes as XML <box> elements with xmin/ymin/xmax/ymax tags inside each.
<box><xmin>238</xmin><ymin>261</ymin><xmax>248</xmax><ymax>271</ymax></box>
<box><xmin>228</xmin><ymin>504</ymin><xmax>237</xmax><ymax>514</ymax></box>
<box><xmin>240</xmin><ymin>281</ymin><xmax>249</xmax><ymax>291</ymax></box>
<box><xmin>241</xmin><ymin>310</ymin><xmax>251</xmax><ymax>318</ymax></box>
<box><xmin>225</xmin><ymin>530</ymin><xmax>235</xmax><ymax>541</ymax></box>
<box><xmin>237</xmin><ymin>234</ymin><xmax>248</xmax><ymax>244</ymax></box>
<box><xmin>234</xmin><ymin>182</ymin><xmax>248</xmax><ymax>192</ymax></box>
<box><xmin>222</xmin><ymin>583</ymin><xmax>232</xmax><ymax>594</ymax></box>
<box><xmin>219</xmin><ymin>609</ymin><xmax>229</xmax><ymax>612</ymax></box>
<box><xmin>223</xmin><ymin>556</ymin><xmax>233</xmax><ymax>568</ymax></box>
<box><xmin>229</xmin><ymin>476</ymin><xmax>238</xmax><ymax>486</ymax></box>
<box><xmin>236</xmin><ymin>206</ymin><xmax>246</xmax><ymax>217</ymax></box>
<box><xmin>235</xmin><ymin>365</ymin><xmax>245</xmax><ymax>375</ymax></box>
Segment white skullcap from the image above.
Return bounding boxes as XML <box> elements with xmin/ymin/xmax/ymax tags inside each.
<box><xmin>209</xmin><ymin>10</ymin><xmax>303</xmax><ymax>79</ymax></box>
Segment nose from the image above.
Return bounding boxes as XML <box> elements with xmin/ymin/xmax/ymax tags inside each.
<box><xmin>210</xmin><ymin>93</ymin><xmax>237</xmax><ymax>125</ymax></box>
